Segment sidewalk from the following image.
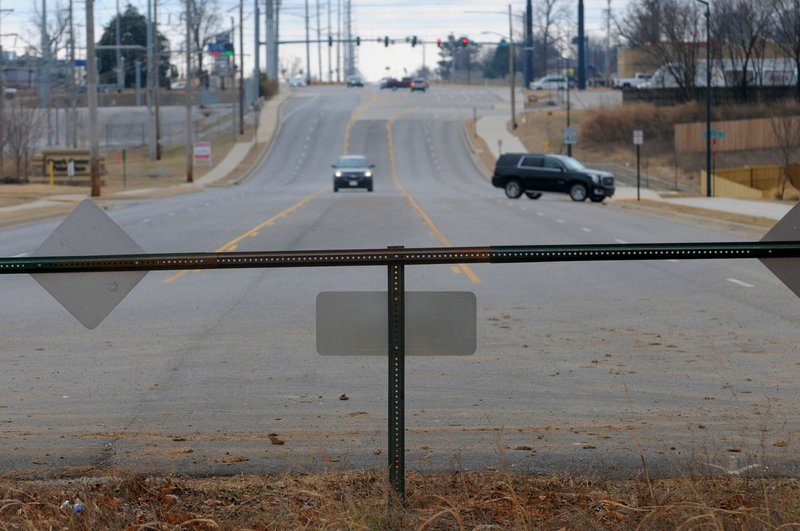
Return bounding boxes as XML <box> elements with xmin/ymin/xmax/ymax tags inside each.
<box><xmin>473</xmin><ymin>96</ymin><xmax>796</xmax><ymax>223</ymax></box>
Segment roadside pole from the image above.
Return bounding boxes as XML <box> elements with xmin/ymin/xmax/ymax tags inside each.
<box><xmin>634</xmin><ymin>130</ymin><xmax>643</xmax><ymax>201</ymax></box>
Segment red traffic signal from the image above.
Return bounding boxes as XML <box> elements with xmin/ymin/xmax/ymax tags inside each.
<box><xmin>436</xmin><ymin>38</ymin><xmax>442</xmax><ymax>48</ymax></box>
<box><xmin>460</xmin><ymin>37</ymin><xmax>469</xmax><ymax>47</ymax></box>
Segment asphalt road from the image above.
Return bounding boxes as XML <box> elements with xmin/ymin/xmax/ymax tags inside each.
<box><xmin>0</xmin><ymin>85</ymin><xmax>798</xmax><ymax>480</ymax></box>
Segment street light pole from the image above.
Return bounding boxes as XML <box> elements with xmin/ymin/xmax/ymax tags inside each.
<box><xmin>508</xmin><ymin>4</ymin><xmax>516</xmax><ymax>129</ymax></box>
<box><xmin>696</xmin><ymin>0</ymin><xmax>712</xmax><ymax>197</ymax></box>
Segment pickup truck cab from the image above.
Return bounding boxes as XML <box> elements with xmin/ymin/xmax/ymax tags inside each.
<box><xmin>612</xmin><ymin>72</ymin><xmax>652</xmax><ymax>89</ymax></box>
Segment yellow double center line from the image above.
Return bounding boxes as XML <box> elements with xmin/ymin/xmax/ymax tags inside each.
<box><xmin>164</xmin><ymin>94</ymin><xmax>479</xmax><ymax>285</ymax></box>
<box><xmin>162</xmin><ymin>188</ymin><xmax>324</xmax><ymax>284</ymax></box>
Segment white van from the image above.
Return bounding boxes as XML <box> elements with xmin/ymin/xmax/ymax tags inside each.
<box><xmin>529</xmin><ymin>75</ymin><xmax>568</xmax><ymax>90</ymax></box>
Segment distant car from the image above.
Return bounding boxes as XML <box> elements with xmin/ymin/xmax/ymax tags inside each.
<box><xmin>380</xmin><ymin>77</ymin><xmax>397</xmax><ymax>89</ymax></box>
<box><xmin>491</xmin><ymin>152</ymin><xmax>615</xmax><ymax>202</ymax></box>
<box><xmin>170</xmin><ymin>81</ymin><xmax>186</xmax><ymax>90</ymax></box>
<box><xmin>529</xmin><ymin>75</ymin><xmax>568</xmax><ymax>91</ymax></box>
<box><xmin>3</xmin><ymin>86</ymin><xmax>17</xmax><ymax>98</ymax></box>
<box><xmin>410</xmin><ymin>78</ymin><xmax>428</xmax><ymax>91</ymax></box>
<box><xmin>289</xmin><ymin>76</ymin><xmax>306</xmax><ymax>87</ymax></box>
<box><xmin>382</xmin><ymin>77</ymin><xmax>413</xmax><ymax>90</ymax></box>
<box><xmin>333</xmin><ymin>154</ymin><xmax>374</xmax><ymax>192</ymax></box>
<box><xmin>346</xmin><ymin>75</ymin><xmax>364</xmax><ymax>87</ymax></box>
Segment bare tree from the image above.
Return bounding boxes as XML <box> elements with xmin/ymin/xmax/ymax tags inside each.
<box><xmin>770</xmin><ymin>0</ymin><xmax>800</xmax><ymax>100</ymax></box>
<box><xmin>617</xmin><ymin>0</ymin><xmax>705</xmax><ymax>100</ymax></box>
<box><xmin>4</xmin><ymin>100</ymin><xmax>45</xmax><ymax>182</ymax></box>
<box><xmin>535</xmin><ymin>0</ymin><xmax>571</xmax><ymax>75</ymax></box>
<box><xmin>768</xmin><ymin>102</ymin><xmax>800</xmax><ymax>199</ymax></box>
<box><xmin>715</xmin><ymin>0</ymin><xmax>771</xmax><ymax>100</ymax></box>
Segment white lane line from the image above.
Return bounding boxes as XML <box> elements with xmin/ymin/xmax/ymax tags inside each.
<box><xmin>557</xmin><ymin>219</ymin><xmax>565</xmax><ymax>224</ymax></box>
<box><xmin>581</xmin><ymin>227</ymin><xmax>592</xmax><ymax>233</ymax></box>
<box><xmin>12</xmin><ymin>252</ymin><xmax>29</xmax><ymax>257</ymax></box>
<box><xmin>727</xmin><ymin>278</ymin><xmax>754</xmax><ymax>288</ymax></box>
<box><xmin>142</xmin><ymin>218</ymin><xmax>151</xmax><ymax>223</ymax></box>
<box><xmin>614</xmin><ymin>239</ymin><xmax>627</xmax><ymax>244</ymax></box>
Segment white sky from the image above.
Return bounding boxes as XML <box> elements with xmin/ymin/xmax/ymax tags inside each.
<box><xmin>0</xmin><ymin>0</ymin><xmax>631</xmax><ymax>82</ymax></box>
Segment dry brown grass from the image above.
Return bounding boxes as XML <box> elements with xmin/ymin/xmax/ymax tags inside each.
<box><xmin>1</xmin><ymin>471</ymin><xmax>799</xmax><ymax>529</ymax></box>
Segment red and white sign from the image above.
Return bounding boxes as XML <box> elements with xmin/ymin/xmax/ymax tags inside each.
<box><xmin>193</xmin><ymin>142</ymin><xmax>212</xmax><ymax>166</ymax></box>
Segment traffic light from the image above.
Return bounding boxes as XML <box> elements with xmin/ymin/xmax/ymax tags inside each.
<box><xmin>384</xmin><ymin>36</ymin><xmax>389</xmax><ymax>47</ymax></box>
<box><xmin>223</xmin><ymin>42</ymin><xmax>234</xmax><ymax>56</ymax></box>
<box><xmin>328</xmin><ymin>35</ymin><xmax>333</xmax><ymax>47</ymax></box>
<box><xmin>411</xmin><ymin>36</ymin><xmax>417</xmax><ymax>47</ymax></box>
<box><xmin>355</xmin><ymin>36</ymin><xmax>360</xmax><ymax>46</ymax></box>
<box><xmin>436</xmin><ymin>38</ymin><xmax>442</xmax><ymax>48</ymax></box>
<box><xmin>460</xmin><ymin>37</ymin><xmax>469</xmax><ymax>47</ymax></box>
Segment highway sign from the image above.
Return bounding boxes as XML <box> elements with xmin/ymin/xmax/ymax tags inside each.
<box><xmin>316</xmin><ymin>291</ymin><xmax>476</xmax><ymax>356</ymax></box>
<box><xmin>30</xmin><ymin>200</ymin><xmax>147</xmax><ymax>329</ymax></box>
<box><xmin>759</xmin><ymin>202</ymin><xmax>800</xmax><ymax>297</ymax></box>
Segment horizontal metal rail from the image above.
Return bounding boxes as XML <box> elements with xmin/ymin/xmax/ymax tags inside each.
<box><xmin>1</xmin><ymin>241</ymin><xmax>800</xmax><ymax>274</ymax></box>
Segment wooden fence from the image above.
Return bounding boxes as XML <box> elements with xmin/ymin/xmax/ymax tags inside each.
<box><xmin>700</xmin><ymin>163</ymin><xmax>800</xmax><ymax>198</ymax></box>
<box><xmin>675</xmin><ymin>117</ymin><xmax>800</xmax><ymax>153</ymax></box>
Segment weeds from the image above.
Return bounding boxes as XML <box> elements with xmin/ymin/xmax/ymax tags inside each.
<box><xmin>1</xmin><ymin>471</ymin><xmax>799</xmax><ymax>529</ymax></box>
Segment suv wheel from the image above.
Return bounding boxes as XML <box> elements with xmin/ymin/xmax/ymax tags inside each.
<box><xmin>504</xmin><ymin>180</ymin><xmax>523</xmax><ymax>199</ymax></box>
<box><xmin>569</xmin><ymin>183</ymin><xmax>588</xmax><ymax>202</ymax></box>
<box><xmin>525</xmin><ymin>192</ymin><xmax>542</xmax><ymax>200</ymax></box>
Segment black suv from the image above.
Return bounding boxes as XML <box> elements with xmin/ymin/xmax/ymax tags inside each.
<box><xmin>491</xmin><ymin>153</ymin><xmax>615</xmax><ymax>202</ymax></box>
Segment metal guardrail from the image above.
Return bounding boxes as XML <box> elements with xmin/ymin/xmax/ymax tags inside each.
<box><xmin>2</xmin><ymin>200</ymin><xmax>799</xmax><ymax>501</ymax></box>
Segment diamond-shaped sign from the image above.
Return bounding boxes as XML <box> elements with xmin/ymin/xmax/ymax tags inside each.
<box><xmin>760</xmin><ymin>201</ymin><xmax>800</xmax><ymax>298</ymax></box>
<box><xmin>31</xmin><ymin>199</ymin><xmax>147</xmax><ymax>329</ymax></box>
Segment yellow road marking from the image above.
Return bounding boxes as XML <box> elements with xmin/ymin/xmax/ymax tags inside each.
<box><xmin>386</xmin><ymin>114</ymin><xmax>481</xmax><ymax>285</ymax></box>
<box><xmin>162</xmin><ymin>187</ymin><xmax>325</xmax><ymax>284</ymax></box>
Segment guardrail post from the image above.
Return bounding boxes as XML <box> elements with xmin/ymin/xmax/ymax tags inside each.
<box><xmin>387</xmin><ymin>246</ymin><xmax>405</xmax><ymax>502</ymax></box>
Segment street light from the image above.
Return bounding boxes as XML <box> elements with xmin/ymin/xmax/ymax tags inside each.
<box><xmin>695</xmin><ymin>0</ymin><xmax>712</xmax><ymax>197</ymax></box>
<box><xmin>477</xmin><ymin>4</ymin><xmax>517</xmax><ymax>129</ymax></box>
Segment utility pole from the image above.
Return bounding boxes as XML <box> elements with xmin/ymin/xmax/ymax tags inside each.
<box><xmin>316</xmin><ymin>0</ymin><xmax>322</xmax><ymax>82</ymax></box>
<box><xmin>154</xmin><ymin>0</ymin><xmax>162</xmax><ymax>159</ymax></box>
<box><xmin>327</xmin><ymin>0</ymin><xmax>331</xmax><ymax>82</ymax></box>
<box><xmin>41</xmin><ymin>0</ymin><xmax>52</xmax><ymax>146</ymax></box>
<box><xmin>116</xmin><ymin>0</ymin><xmax>123</xmax><ymax>89</ymax></box>
<box><xmin>68</xmin><ymin>0</ymin><xmax>76</xmax><ymax>147</ymax></box>
<box><xmin>0</xmin><ymin>1</ymin><xmax>10</xmax><ymax>174</ymax></box>
<box><xmin>304</xmin><ymin>0</ymin><xmax>311</xmax><ymax>84</ymax></box>
<box><xmin>525</xmin><ymin>0</ymin><xmax>533</xmax><ymax>87</ymax></box>
<box><xmin>239</xmin><ymin>0</ymin><xmax>244</xmax><ymax>134</ymax></box>
<box><xmin>253</xmin><ymin>0</ymin><xmax>259</xmax><ymax>96</ymax></box>
<box><xmin>86</xmin><ymin>0</ymin><xmax>101</xmax><ymax>196</ymax></box>
<box><xmin>509</xmin><ymin>4</ymin><xmax>516</xmax><ymax>129</ymax></box>
<box><xmin>605</xmin><ymin>0</ymin><xmax>611</xmax><ymax>88</ymax></box>
<box><xmin>147</xmin><ymin>0</ymin><xmax>155</xmax><ymax>158</ymax></box>
<box><xmin>185</xmin><ymin>0</ymin><xmax>194</xmax><ymax>183</ymax></box>
<box><xmin>335</xmin><ymin>0</ymin><xmax>340</xmax><ymax>82</ymax></box>
<box><xmin>577</xmin><ymin>0</ymin><xmax>586</xmax><ymax>89</ymax></box>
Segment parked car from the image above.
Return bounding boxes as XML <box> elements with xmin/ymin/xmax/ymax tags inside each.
<box><xmin>529</xmin><ymin>75</ymin><xmax>568</xmax><ymax>91</ymax></box>
<box><xmin>288</xmin><ymin>76</ymin><xmax>306</xmax><ymax>87</ymax></box>
<box><xmin>170</xmin><ymin>81</ymin><xmax>186</xmax><ymax>90</ymax></box>
<box><xmin>410</xmin><ymin>78</ymin><xmax>428</xmax><ymax>91</ymax></box>
<box><xmin>346</xmin><ymin>75</ymin><xmax>364</xmax><ymax>87</ymax></box>
<box><xmin>333</xmin><ymin>155</ymin><xmax>374</xmax><ymax>192</ymax></box>
<box><xmin>491</xmin><ymin>153</ymin><xmax>615</xmax><ymax>202</ymax></box>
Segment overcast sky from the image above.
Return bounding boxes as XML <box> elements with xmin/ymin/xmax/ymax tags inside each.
<box><xmin>0</xmin><ymin>0</ymin><xmax>631</xmax><ymax>82</ymax></box>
